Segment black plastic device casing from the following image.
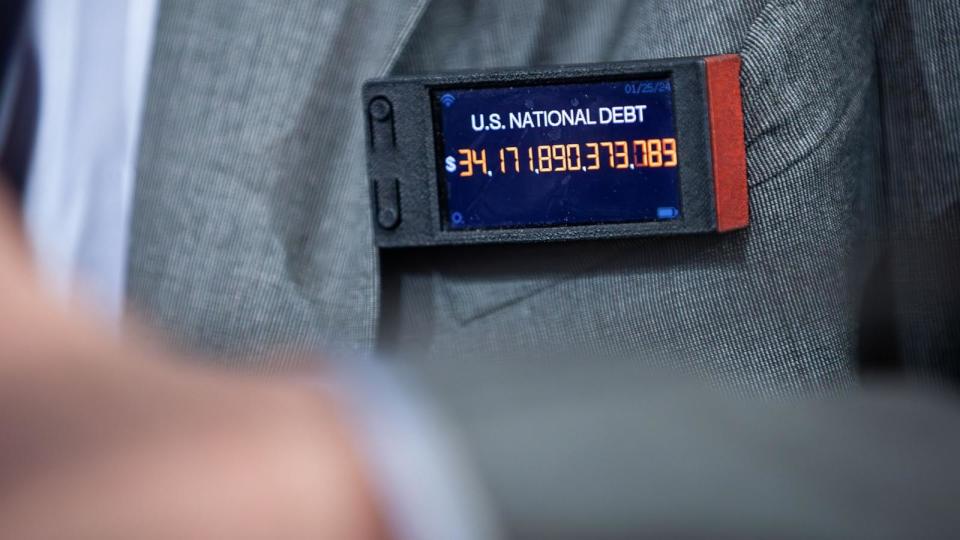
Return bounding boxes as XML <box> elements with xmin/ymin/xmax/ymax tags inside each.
<box><xmin>364</xmin><ymin>57</ymin><xmax>716</xmax><ymax>248</ymax></box>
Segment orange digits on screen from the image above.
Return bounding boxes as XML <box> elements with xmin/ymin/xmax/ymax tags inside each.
<box><xmin>663</xmin><ymin>138</ymin><xmax>677</xmax><ymax>166</ymax></box>
<box><xmin>457</xmin><ymin>148</ymin><xmax>489</xmax><ymax>177</ymax></box>
<box><xmin>613</xmin><ymin>141</ymin><xmax>629</xmax><ymax>169</ymax></box>
<box><xmin>458</xmin><ymin>138</ymin><xmax>676</xmax><ymax>178</ymax></box>
<box><xmin>551</xmin><ymin>145</ymin><xmax>567</xmax><ymax>172</ymax></box>
<box><xmin>457</xmin><ymin>149</ymin><xmax>473</xmax><ymax>177</ymax></box>
<box><xmin>586</xmin><ymin>143</ymin><xmax>600</xmax><ymax>170</ymax></box>
<box><xmin>565</xmin><ymin>144</ymin><xmax>581</xmax><ymax>170</ymax></box>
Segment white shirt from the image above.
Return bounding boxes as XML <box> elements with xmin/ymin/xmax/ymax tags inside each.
<box><xmin>23</xmin><ymin>0</ymin><xmax>158</xmax><ymax>318</ymax></box>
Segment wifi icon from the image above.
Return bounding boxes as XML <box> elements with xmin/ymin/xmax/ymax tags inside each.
<box><xmin>440</xmin><ymin>93</ymin><xmax>456</xmax><ymax>108</ymax></box>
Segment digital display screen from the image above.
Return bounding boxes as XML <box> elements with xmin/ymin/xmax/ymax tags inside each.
<box><xmin>434</xmin><ymin>78</ymin><xmax>681</xmax><ymax>230</ymax></box>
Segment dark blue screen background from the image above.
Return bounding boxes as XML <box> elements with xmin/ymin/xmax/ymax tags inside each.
<box><xmin>434</xmin><ymin>78</ymin><xmax>680</xmax><ymax>230</ymax></box>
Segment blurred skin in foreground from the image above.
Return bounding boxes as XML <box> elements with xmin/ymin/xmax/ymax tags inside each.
<box><xmin>0</xmin><ymin>185</ymin><xmax>384</xmax><ymax>538</ymax></box>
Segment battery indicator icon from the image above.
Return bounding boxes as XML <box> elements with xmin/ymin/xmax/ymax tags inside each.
<box><xmin>657</xmin><ymin>207</ymin><xmax>679</xmax><ymax>219</ymax></box>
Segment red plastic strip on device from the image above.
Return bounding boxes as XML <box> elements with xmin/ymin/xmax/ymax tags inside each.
<box><xmin>704</xmin><ymin>54</ymin><xmax>748</xmax><ymax>232</ymax></box>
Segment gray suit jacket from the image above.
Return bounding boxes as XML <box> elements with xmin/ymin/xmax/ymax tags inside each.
<box><xmin>126</xmin><ymin>1</ymin><xmax>960</xmax><ymax>536</ymax></box>
<box><xmin>128</xmin><ymin>0</ymin><xmax>960</xmax><ymax>390</ymax></box>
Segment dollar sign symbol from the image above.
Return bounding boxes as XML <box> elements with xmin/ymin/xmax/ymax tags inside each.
<box><xmin>445</xmin><ymin>156</ymin><xmax>457</xmax><ymax>173</ymax></box>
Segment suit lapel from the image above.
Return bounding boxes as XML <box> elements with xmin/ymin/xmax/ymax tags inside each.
<box><xmin>127</xmin><ymin>0</ymin><xmax>429</xmax><ymax>358</ymax></box>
